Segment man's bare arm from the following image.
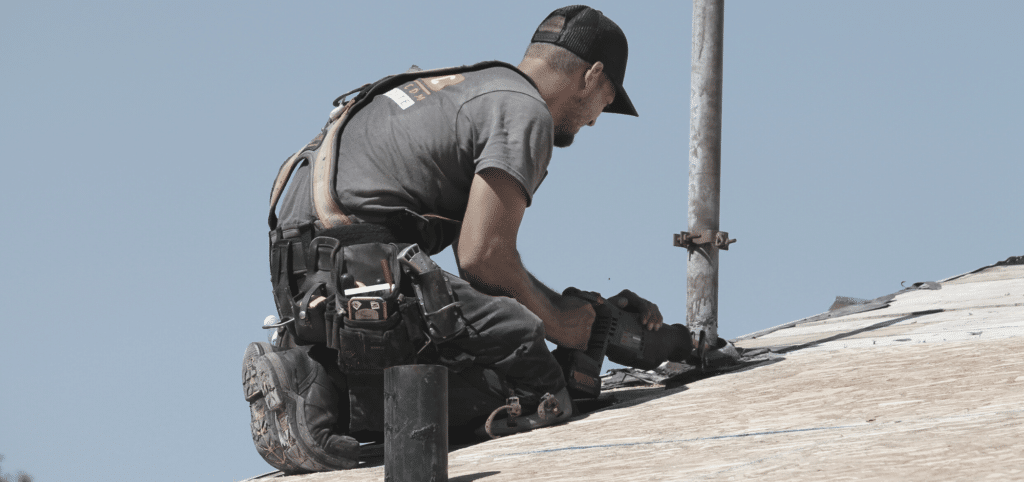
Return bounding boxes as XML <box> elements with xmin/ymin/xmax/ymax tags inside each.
<box><xmin>455</xmin><ymin>168</ymin><xmax>596</xmax><ymax>349</ymax></box>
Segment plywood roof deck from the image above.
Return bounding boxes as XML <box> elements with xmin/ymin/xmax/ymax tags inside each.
<box><xmin>250</xmin><ymin>263</ymin><xmax>1024</xmax><ymax>481</ymax></box>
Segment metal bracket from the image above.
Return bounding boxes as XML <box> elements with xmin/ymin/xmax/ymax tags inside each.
<box><xmin>537</xmin><ymin>392</ymin><xmax>562</xmax><ymax>420</ymax></box>
<box><xmin>505</xmin><ymin>396</ymin><xmax>522</xmax><ymax>428</ymax></box>
<box><xmin>673</xmin><ymin>230</ymin><xmax>736</xmax><ymax>251</ymax></box>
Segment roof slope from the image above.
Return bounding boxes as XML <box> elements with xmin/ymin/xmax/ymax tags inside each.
<box><xmin>251</xmin><ymin>262</ymin><xmax>1024</xmax><ymax>481</ymax></box>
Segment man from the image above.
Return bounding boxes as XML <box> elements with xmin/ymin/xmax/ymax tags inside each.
<box><xmin>243</xmin><ymin>5</ymin><xmax>677</xmax><ymax>473</ymax></box>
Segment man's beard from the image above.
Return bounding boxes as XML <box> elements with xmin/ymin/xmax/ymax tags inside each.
<box><xmin>554</xmin><ymin>97</ymin><xmax>585</xmax><ymax>148</ymax></box>
<box><xmin>553</xmin><ymin>124</ymin><xmax>575</xmax><ymax>148</ymax></box>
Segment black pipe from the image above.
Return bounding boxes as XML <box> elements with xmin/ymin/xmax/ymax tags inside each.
<box><xmin>384</xmin><ymin>364</ymin><xmax>448</xmax><ymax>482</ymax></box>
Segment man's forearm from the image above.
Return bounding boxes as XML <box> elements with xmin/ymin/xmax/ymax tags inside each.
<box><xmin>458</xmin><ymin>248</ymin><xmax>595</xmax><ymax>349</ymax></box>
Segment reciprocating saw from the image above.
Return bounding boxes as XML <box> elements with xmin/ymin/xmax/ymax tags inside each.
<box><xmin>554</xmin><ymin>288</ymin><xmax>694</xmax><ymax>399</ymax></box>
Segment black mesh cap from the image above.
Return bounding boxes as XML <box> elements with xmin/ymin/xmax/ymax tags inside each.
<box><xmin>531</xmin><ymin>5</ymin><xmax>637</xmax><ymax>117</ymax></box>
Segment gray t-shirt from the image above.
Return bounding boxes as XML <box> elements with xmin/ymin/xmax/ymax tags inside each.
<box><xmin>277</xmin><ymin>65</ymin><xmax>553</xmax><ymax>230</ymax></box>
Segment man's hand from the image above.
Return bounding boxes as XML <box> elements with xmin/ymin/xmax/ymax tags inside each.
<box><xmin>547</xmin><ymin>293</ymin><xmax>597</xmax><ymax>349</ymax></box>
<box><xmin>607</xmin><ymin>289</ymin><xmax>663</xmax><ymax>331</ymax></box>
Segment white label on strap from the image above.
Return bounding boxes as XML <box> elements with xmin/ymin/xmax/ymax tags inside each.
<box><xmin>343</xmin><ymin>283</ymin><xmax>395</xmax><ymax>296</ymax></box>
<box><xmin>383</xmin><ymin>88</ymin><xmax>414</xmax><ymax>110</ymax></box>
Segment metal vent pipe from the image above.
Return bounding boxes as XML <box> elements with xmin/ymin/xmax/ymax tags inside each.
<box><xmin>687</xmin><ymin>0</ymin><xmax>726</xmax><ymax>346</ymax></box>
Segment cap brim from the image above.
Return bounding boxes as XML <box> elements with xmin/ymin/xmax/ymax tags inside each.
<box><xmin>604</xmin><ymin>83</ymin><xmax>638</xmax><ymax>117</ymax></box>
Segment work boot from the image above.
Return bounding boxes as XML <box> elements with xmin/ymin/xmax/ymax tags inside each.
<box><xmin>481</xmin><ymin>387</ymin><xmax>574</xmax><ymax>438</ymax></box>
<box><xmin>242</xmin><ymin>342</ymin><xmax>359</xmax><ymax>473</ymax></box>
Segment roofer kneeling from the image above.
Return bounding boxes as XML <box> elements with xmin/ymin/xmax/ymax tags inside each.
<box><xmin>241</xmin><ymin>5</ymin><xmax>694</xmax><ymax>473</ymax></box>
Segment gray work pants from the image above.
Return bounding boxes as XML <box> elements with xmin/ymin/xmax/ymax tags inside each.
<box><xmin>443</xmin><ymin>272</ymin><xmax>567</xmax><ymax>423</ymax></box>
<box><xmin>346</xmin><ymin>269</ymin><xmax>567</xmax><ymax>434</ymax></box>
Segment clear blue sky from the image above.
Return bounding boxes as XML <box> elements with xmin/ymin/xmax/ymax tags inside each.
<box><xmin>1</xmin><ymin>1</ymin><xmax>1021</xmax><ymax>481</ymax></box>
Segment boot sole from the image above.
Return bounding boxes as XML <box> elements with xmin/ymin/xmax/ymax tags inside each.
<box><xmin>242</xmin><ymin>343</ymin><xmax>357</xmax><ymax>473</ymax></box>
<box><xmin>243</xmin><ymin>342</ymin><xmax>272</xmax><ymax>402</ymax></box>
<box><xmin>243</xmin><ymin>342</ymin><xmax>302</xmax><ymax>472</ymax></box>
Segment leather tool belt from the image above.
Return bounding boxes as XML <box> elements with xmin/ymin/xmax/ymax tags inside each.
<box><xmin>270</xmin><ymin>230</ymin><xmax>427</xmax><ymax>372</ymax></box>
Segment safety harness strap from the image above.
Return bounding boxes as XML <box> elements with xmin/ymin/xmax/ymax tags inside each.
<box><xmin>268</xmin><ymin>151</ymin><xmax>304</xmax><ymax>230</ymax></box>
<box><xmin>267</xmin><ymin>98</ymin><xmax>358</xmax><ymax>231</ymax></box>
<box><xmin>311</xmin><ymin>100</ymin><xmax>356</xmax><ymax>229</ymax></box>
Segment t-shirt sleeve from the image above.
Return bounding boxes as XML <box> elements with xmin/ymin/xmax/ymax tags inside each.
<box><xmin>457</xmin><ymin>90</ymin><xmax>553</xmax><ymax>205</ymax></box>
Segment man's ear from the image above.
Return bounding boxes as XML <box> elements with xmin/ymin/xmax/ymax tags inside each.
<box><xmin>583</xmin><ymin>61</ymin><xmax>606</xmax><ymax>92</ymax></box>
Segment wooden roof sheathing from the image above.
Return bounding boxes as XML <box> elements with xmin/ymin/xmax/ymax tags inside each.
<box><xmin>252</xmin><ymin>263</ymin><xmax>1024</xmax><ymax>481</ymax></box>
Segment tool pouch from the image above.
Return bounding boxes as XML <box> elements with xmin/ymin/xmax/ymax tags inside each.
<box><xmin>398</xmin><ymin>244</ymin><xmax>468</xmax><ymax>343</ymax></box>
<box><xmin>271</xmin><ymin>235</ymin><xmax>424</xmax><ymax>371</ymax></box>
<box><xmin>334</xmin><ymin>304</ymin><xmax>418</xmax><ymax>371</ymax></box>
<box><xmin>332</xmin><ymin>242</ymin><xmax>426</xmax><ymax>371</ymax></box>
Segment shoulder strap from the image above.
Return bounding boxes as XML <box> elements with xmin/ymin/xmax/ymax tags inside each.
<box><xmin>310</xmin><ymin>100</ymin><xmax>356</xmax><ymax>229</ymax></box>
<box><xmin>267</xmin><ymin>98</ymin><xmax>357</xmax><ymax>231</ymax></box>
<box><xmin>268</xmin><ymin>151</ymin><xmax>310</xmax><ymax>231</ymax></box>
